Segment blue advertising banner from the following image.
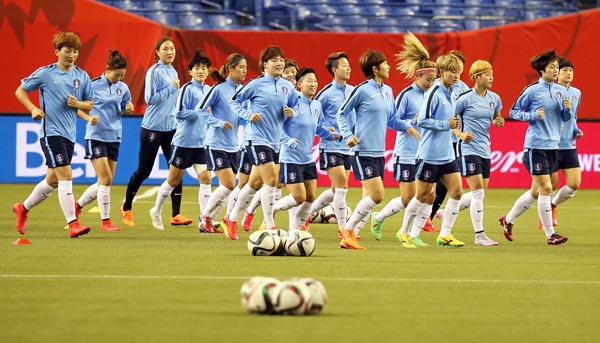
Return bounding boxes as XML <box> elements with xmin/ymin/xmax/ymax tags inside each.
<box><xmin>0</xmin><ymin>115</ymin><xmax>212</xmax><ymax>185</ymax></box>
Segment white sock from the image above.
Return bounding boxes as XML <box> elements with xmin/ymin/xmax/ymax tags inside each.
<box><xmin>247</xmin><ymin>187</ymin><xmax>263</xmax><ymax>214</ymax></box>
<box><xmin>292</xmin><ymin>201</ymin><xmax>313</xmax><ymax>232</ymax></box>
<box><xmin>355</xmin><ymin>211</ymin><xmax>370</xmax><ymax>236</ymax></box>
<box><xmin>229</xmin><ymin>184</ymin><xmax>257</xmax><ymax>221</ymax></box>
<box><xmin>275</xmin><ymin>187</ymin><xmax>282</xmax><ymax>203</ymax></box>
<box><xmin>204</xmin><ymin>185</ymin><xmax>231</xmax><ymax>219</ymax></box>
<box><xmin>409</xmin><ymin>200</ymin><xmax>430</xmax><ymax>238</ymax></box>
<box><xmin>346</xmin><ymin>196</ymin><xmax>377</xmax><ymax>231</ymax></box>
<box><xmin>58</xmin><ymin>180</ymin><xmax>76</xmax><ymax>223</ymax></box>
<box><xmin>506</xmin><ymin>190</ymin><xmax>536</xmax><ymax>224</ymax></box>
<box><xmin>154</xmin><ymin>181</ymin><xmax>174</xmax><ymax>214</ymax></box>
<box><xmin>23</xmin><ymin>180</ymin><xmax>55</xmax><ymax>211</ymax></box>
<box><xmin>460</xmin><ymin>191</ymin><xmax>472</xmax><ymax>211</ymax></box>
<box><xmin>273</xmin><ymin>195</ymin><xmax>300</xmax><ymax>211</ymax></box>
<box><xmin>332</xmin><ymin>188</ymin><xmax>348</xmax><ymax>227</ymax></box>
<box><xmin>469</xmin><ymin>189</ymin><xmax>484</xmax><ymax>233</ymax></box>
<box><xmin>227</xmin><ymin>186</ymin><xmax>240</xmax><ymax>214</ymax></box>
<box><xmin>440</xmin><ymin>198</ymin><xmax>461</xmax><ymax>236</ymax></box>
<box><xmin>288</xmin><ymin>206</ymin><xmax>297</xmax><ymax>231</ymax></box>
<box><xmin>375</xmin><ymin>197</ymin><xmax>405</xmax><ymax>221</ymax></box>
<box><xmin>538</xmin><ymin>195</ymin><xmax>554</xmax><ymax>238</ymax></box>
<box><xmin>261</xmin><ymin>185</ymin><xmax>277</xmax><ymax>228</ymax></box>
<box><xmin>97</xmin><ymin>185</ymin><xmax>111</xmax><ymax>220</ymax></box>
<box><xmin>78</xmin><ymin>183</ymin><xmax>98</xmax><ymax>208</ymax></box>
<box><xmin>311</xmin><ymin>188</ymin><xmax>334</xmax><ymax>212</ymax></box>
<box><xmin>400</xmin><ymin>197</ymin><xmax>419</xmax><ymax>235</ymax></box>
<box><xmin>552</xmin><ymin>185</ymin><xmax>577</xmax><ymax>207</ymax></box>
<box><xmin>199</xmin><ymin>184</ymin><xmax>212</xmax><ymax>215</ymax></box>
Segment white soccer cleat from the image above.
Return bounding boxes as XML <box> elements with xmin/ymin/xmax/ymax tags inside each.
<box><xmin>149</xmin><ymin>208</ymin><xmax>164</xmax><ymax>230</ymax></box>
<box><xmin>475</xmin><ymin>233</ymin><xmax>498</xmax><ymax>246</ymax></box>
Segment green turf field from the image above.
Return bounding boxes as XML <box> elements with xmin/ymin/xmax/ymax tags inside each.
<box><xmin>1</xmin><ymin>184</ymin><xmax>599</xmax><ymax>343</ymax></box>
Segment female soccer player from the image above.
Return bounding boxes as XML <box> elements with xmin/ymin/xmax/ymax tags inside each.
<box><xmin>273</xmin><ymin>68</ymin><xmax>337</xmax><ymax>232</ymax></box>
<box><xmin>499</xmin><ymin>49</ymin><xmax>571</xmax><ymax>245</ymax></box>
<box><xmin>538</xmin><ymin>57</ymin><xmax>582</xmax><ymax>229</ymax></box>
<box><xmin>13</xmin><ymin>31</ymin><xmax>94</xmax><ymax>238</ymax></box>
<box><xmin>75</xmin><ymin>50</ymin><xmax>134</xmax><ymax>232</ymax></box>
<box><xmin>225</xmin><ymin>46</ymin><xmax>298</xmax><ymax>240</ymax></box>
<box><xmin>369</xmin><ymin>33</ymin><xmax>432</xmax><ymax>243</ymax></box>
<box><xmin>401</xmin><ymin>53</ymin><xmax>466</xmax><ymax>248</ymax></box>
<box><xmin>454</xmin><ymin>60</ymin><xmax>504</xmax><ymax>245</ymax></box>
<box><xmin>198</xmin><ymin>53</ymin><xmax>248</xmax><ymax>232</ymax></box>
<box><xmin>121</xmin><ymin>37</ymin><xmax>192</xmax><ymax>228</ymax></box>
<box><xmin>307</xmin><ymin>52</ymin><xmax>354</xmax><ymax>233</ymax></box>
<box><xmin>149</xmin><ymin>51</ymin><xmax>223</xmax><ymax>230</ymax></box>
<box><xmin>337</xmin><ymin>50</ymin><xmax>418</xmax><ymax>250</ymax></box>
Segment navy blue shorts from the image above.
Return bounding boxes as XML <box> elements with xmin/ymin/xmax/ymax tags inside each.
<box><xmin>247</xmin><ymin>144</ymin><xmax>277</xmax><ymax>165</ymax></box>
<box><xmin>416</xmin><ymin>160</ymin><xmax>460</xmax><ymax>183</ymax></box>
<box><xmin>523</xmin><ymin>149</ymin><xmax>557</xmax><ymax>175</ymax></box>
<box><xmin>40</xmin><ymin>136</ymin><xmax>74</xmax><ymax>168</ymax></box>
<box><xmin>557</xmin><ymin>149</ymin><xmax>580</xmax><ymax>170</ymax></box>
<box><xmin>207</xmin><ymin>148</ymin><xmax>240</xmax><ymax>173</ymax></box>
<box><xmin>279</xmin><ymin>162</ymin><xmax>318</xmax><ymax>184</ymax></box>
<box><xmin>394</xmin><ymin>162</ymin><xmax>417</xmax><ymax>182</ymax></box>
<box><xmin>459</xmin><ymin>155</ymin><xmax>491</xmax><ymax>178</ymax></box>
<box><xmin>319</xmin><ymin>150</ymin><xmax>352</xmax><ymax>170</ymax></box>
<box><xmin>169</xmin><ymin>146</ymin><xmax>207</xmax><ymax>169</ymax></box>
<box><xmin>238</xmin><ymin>149</ymin><xmax>253</xmax><ymax>175</ymax></box>
<box><xmin>85</xmin><ymin>140</ymin><xmax>120</xmax><ymax>161</ymax></box>
<box><xmin>351</xmin><ymin>155</ymin><xmax>385</xmax><ymax>181</ymax></box>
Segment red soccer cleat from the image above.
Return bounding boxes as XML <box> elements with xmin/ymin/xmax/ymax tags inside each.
<box><xmin>13</xmin><ymin>202</ymin><xmax>28</xmax><ymax>235</ymax></box>
<box><xmin>242</xmin><ymin>210</ymin><xmax>255</xmax><ymax>232</ymax></box>
<box><xmin>422</xmin><ymin>218</ymin><xmax>439</xmax><ymax>232</ymax></box>
<box><xmin>75</xmin><ymin>201</ymin><xmax>82</xmax><ymax>220</ymax></box>
<box><xmin>69</xmin><ymin>220</ymin><xmax>91</xmax><ymax>238</ymax></box>
<box><xmin>499</xmin><ymin>215</ymin><xmax>513</xmax><ymax>241</ymax></box>
<box><xmin>551</xmin><ymin>205</ymin><xmax>558</xmax><ymax>226</ymax></box>
<box><xmin>547</xmin><ymin>232</ymin><xmax>568</xmax><ymax>245</ymax></box>
<box><xmin>223</xmin><ymin>215</ymin><xmax>238</xmax><ymax>240</ymax></box>
<box><xmin>101</xmin><ymin>219</ymin><xmax>122</xmax><ymax>232</ymax></box>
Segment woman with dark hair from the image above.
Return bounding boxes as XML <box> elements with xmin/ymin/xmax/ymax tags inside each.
<box><xmin>336</xmin><ymin>50</ymin><xmax>417</xmax><ymax>250</ymax></box>
<box><xmin>121</xmin><ymin>37</ymin><xmax>192</xmax><ymax>228</ymax></box>
<box><xmin>197</xmin><ymin>53</ymin><xmax>247</xmax><ymax>233</ymax></box>
<box><xmin>499</xmin><ymin>49</ymin><xmax>571</xmax><ymax>245</ymax></box>
<box><xmin>75</xmin><ymin>50</ymin><xmax>134</xmax><ymax>232</ymax></box>
<box><xmin>225</xmin><ymin>46</ymin><xmax>298</xmax><ymax>240</ymax></box>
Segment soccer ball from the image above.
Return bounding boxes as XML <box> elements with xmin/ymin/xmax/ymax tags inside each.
<box><xmin>240</xmin><ymin>277</ymin><xmax>280</xmax><ymax>314</ymax></box>
<box><xmin>265</xmin><ymin>229</ymin><xmax>287</xmax><ymax>255</ymax></box>
<box><xmin>309</xmin><ymin>209</ymin><xmax>324</xmax><ymax>223</ymax></box>
<box><xmin>272</xmin><ymin>280</ymin><xmax>312</xmax><ymax>315</ymax></box>
<box><xmin>292</xmin><ymin>278</ymin><xmax>328</xmax><ymax>315</ymax></box>
<box><xmin>247</xmin><ymin>231</ymin><xmax>281</xmax><ymax>256</ymax></box>
<box><xmin>284</xmin><ymin>231</ymin><xmax>316</xmax><ymax>256</ymax></box>
<box><xmin>321</xmin><ymin>205</ymin><xmax>353</xmax><ymax>224</ymax></box>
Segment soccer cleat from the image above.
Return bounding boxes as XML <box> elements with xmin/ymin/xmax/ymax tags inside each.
<box><xmin>411</xmin><ymin>236</ymin><xmax>430</xmax><ymax>247</ymax></box>
<box><xmin>13</xmin><ymin>202</ymin><xmax>28</xmax><ymax>235</ymax></box>
<box><xmin>370</xmin><ymin>211</ymin><xmax>383</xmax><ymax>241</ymax></box>
<box><xmin>223</xmin><ymin>215</ymin><xmax>238</xmax><ymax>240</ymax></box>
<box><xmin>149</xmin><ymin>209</ymin><xmax>164</xmax><ymax>230</ymax></box>
<box><xmin>551</xmin><ymin>205</ymin><xmax>558</xmax><ymax>226</ymax></box>
<box><xmin>101</xmin><ymin>219</ymin><xmax>122</xmax><ymax>232</ymax></box>
<box><xmin>436</xmin><ymin>234</ymin><xmax>465</xmax><ymax>247</ymax></box>
<box><xmin>499</xmin><ymin>215</ymin><xmax>513</xmax><ymax>241</ymax></box>
<box><xmin>75</xmin><ymin>201</ymin><xmax>82</xmax><ymax>220</ymax></box>
<box><xmin>340</xmin><ymin>227</ymin><xmax>367</xmax><ymax>250</ymax></box>
<box><xmin>170</xmin><ymin>214</ymin><xmax>193</xmax><ymax>226</ymax></box>
<box><xmin>120</xmin><ymin>205</ymin><xmax>134</xmax><ymax>227</ymax></box>
<box><xmin>203</xmin><ymin>216</ymin><xmax>215</xmax><ymax>232</ymax></box>
<box><xmin>475</xmin><ymin>233</ymin><xmax>498</xmax><ymax>246</ymax></box>
<box><xmin>69</xmin><ymin>220</ymin><xmax>91</xmax><ymax>238</ymax></box>
<box><xmin>538</xmin><ymin>219</ymin><xmax>543</xmax><ymax>230</ymax></box>
<box><xmin>242</xmin><ymin>210</ymin><xmax>255</xmax><ymax>232</ymax></box>
<box><xmin>300</xmin><ymin>218</ymin><xmax>310</xmax><ymax>232</ymax></box>
<box><xmin>211</xmin><ymin>222</ymin><xmax>224</xmax><ymax>234</ymax></box>
<box><xmin>397</xmin><ymin>233</ymin><xmax>416</xmax><ymax>249</ymax></box>
<box><xmin>547</xmin><ymin>233</ymin><xmax>568</xmax><ymax>245</ymax></box>
<box><xmin>422</xmin><ymin>218</ymin><xmax>439</xmax><ymax>232</ymax></box>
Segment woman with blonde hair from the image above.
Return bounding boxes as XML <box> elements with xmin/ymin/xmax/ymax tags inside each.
<box><xmin>369</xmin><ymin>33</ymin><xmax>433</xmax><ymax>246</ymax></box>
<box><xmin>453</xmin><ymin>60</ymin><xmax>504</xmax><ymax>245</ymax></box>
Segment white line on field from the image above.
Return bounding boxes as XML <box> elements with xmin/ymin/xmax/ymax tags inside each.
<box><xmin>0</xmin><ymin>274</ymin><xmax>598</xmax><ymax>285</ymax></box>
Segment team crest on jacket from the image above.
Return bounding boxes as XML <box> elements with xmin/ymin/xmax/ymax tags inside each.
<box><xmin>282</xmin><ymin>86</ymin><xmax>289</xmax><ymax>95</ymax></box>
<box><xmin>73</xmin><ymin>79</ymin><xmax>80</xmax><ymax>89</ymax></box>
<box><xmin>489</xmin><ymin>101</ymin><xmax>495</xmax><ymax>109</ymax></box>
<box><xmin>556</xmin><ymin>92</ymin><xmax>563</xmax><ymax>101</ymax></box>
<box><xmin>314</xmin><ymin>108</ymin><xmax>320</xmax><ymax>116</ymax></box>
<box><xmin>116</xmin><ymin>88</ymin><xmax>123</xmax><ymax>96</ymax></box>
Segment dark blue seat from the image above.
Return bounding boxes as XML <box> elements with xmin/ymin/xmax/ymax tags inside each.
<box><xmin>111</xmin><ymin>0</ymin><xmax>144</xmax><ymax>11</ymax></box>
<box><xmin>145</xmin><ymin>11</ymin><xmax>178</xmax><ymax>26</ymax></box>
<box><xmin>206</xmin><ymin>14</ymin><xmax>240</xmax><ymax>29</ymax></box>
<box><xmin>172</xmin><ymin>2</ymin><xmax>205</xmax><ymax>14</ymax></box>
<box><xmin>143</xmin><ymin>1</ymin><xmax>171</xmax><ymax>11</ymax></box>
<box><xmin>178</xmin><ymin>13</ymin><xmax>208</xmax><ymax>29</ymax></box>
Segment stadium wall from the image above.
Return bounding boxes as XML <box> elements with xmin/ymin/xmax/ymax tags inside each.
<box><xmin>2</xmin><ymin>115</ymin><xmax>599</xmax><ymax>188</ymax></box>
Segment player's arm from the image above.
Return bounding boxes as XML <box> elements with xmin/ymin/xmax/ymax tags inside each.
<box><xmin>15</xmin><ymin>84</ymin><xmax>44</xmax><ymax>120</ymax></box>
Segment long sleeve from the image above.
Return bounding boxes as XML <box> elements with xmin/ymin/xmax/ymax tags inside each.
<box><xmin>337</xmin><ymin>90</ymin><xmax>361</xmax><ymax>140</ymax></box>
<box><xmin>145</xmin><ymin>67</ymin><xmax>178</xmax><ymax>105</ymax></box>
<box><xmin>509</xmin><ymin>91</ymin><xmax>538</xmax><ymax>121</ymax></box>
<box><xmin>230</xmin><ymin>82</ymin><xmax>254</xmax><ymax>121</ymax></box>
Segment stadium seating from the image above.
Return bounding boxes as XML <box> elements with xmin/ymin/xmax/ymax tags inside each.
<box><xmin>100</xmin><ymin>0</ymin><xmax>582</xmax><ymax>32</ymax></box>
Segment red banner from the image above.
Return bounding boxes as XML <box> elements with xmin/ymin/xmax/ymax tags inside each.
<box><xmin>3</xmin><ymin>0</ymin><xmax>600</xmax><ymax>120</ymax></box>
<box><xmin>318</xmin><ymin>121</ymin><xmax>600</xmax><ymax>189</ymax></box>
